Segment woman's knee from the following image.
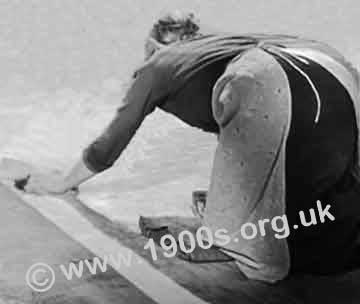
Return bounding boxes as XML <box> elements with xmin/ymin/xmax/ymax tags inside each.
<box><xmin>211</xmin><ymin>48</ymin><xmax>291</xmax><ymax>133</ymax></box>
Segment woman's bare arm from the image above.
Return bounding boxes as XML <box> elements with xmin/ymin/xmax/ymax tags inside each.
<box><xmin>63</xmin><ymin>159</ymin><xmax>96</xmax><ymax>190</ymax></box>
<box><xmin>23</xmin><ymin>158</ymin><xmax>96</xmax><ymax>194</ymax></box>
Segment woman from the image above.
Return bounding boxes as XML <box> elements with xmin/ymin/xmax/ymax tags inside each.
<box><xmin>23</xmin><ymin>12</ymin><xmax>360</xmax><ymax>282</ymax></box>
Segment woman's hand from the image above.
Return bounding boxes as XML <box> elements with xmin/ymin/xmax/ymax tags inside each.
<box><xmin>17</xmin><ymin>159</ymin><xmax>95</xmax><ymax>196</ymax></box>
<box><xmin>24</xmin><ymin>172</ymin><xmax>69</xmax><ymax>195</ymax></box>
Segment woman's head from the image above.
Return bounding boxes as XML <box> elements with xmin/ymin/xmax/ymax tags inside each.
<box><xmin>145</xmin><ymin>11</ymin><xmax>200</xmax><ymax>59</ymax></box>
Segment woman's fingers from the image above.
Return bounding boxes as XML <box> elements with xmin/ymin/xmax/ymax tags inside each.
<box><xmin>24</xmin><ymin>178</ymin><xmax>46</xmax><ymax>195</ymax></box>
<box><xmin>23</xmin><ymin>174</ymin><xmax>51</xmax><ymax>195</ymax></box>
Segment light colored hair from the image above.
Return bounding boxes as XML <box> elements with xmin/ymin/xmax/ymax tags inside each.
<box><xmin>149</xmin><ymin>11</ymin><xmax>200</xmax><ymax>45</ymax></box>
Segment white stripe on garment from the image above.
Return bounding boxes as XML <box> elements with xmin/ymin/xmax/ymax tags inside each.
<box><xmin>282</xmin><ymin>48</ymin><xmax>360</xmax><ymax>106</ymax></box>
<box><xmin>271</xmin><ymin>50</ymin><xmax>322</xmax><ymax>123</ymax></box>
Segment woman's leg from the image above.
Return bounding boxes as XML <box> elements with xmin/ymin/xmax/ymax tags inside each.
<box><xmin>203</xmin><ymin>48</ymin><xmax>292</xmax><ymax>282</ymax></box>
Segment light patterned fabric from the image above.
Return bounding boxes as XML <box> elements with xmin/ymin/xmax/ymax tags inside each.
<box><xmin>204</xmin><ymin>48</ymin><xmax>292</xmax><ymax>282</ymax></box>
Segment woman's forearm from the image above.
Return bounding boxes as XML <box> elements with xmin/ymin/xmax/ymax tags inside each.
<box><xmin>63</xmin><ymin>159</ymin><xmax>96</xmax><ymax>190</ymax></box>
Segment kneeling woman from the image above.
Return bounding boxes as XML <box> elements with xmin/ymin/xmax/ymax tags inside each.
<box><xmin>23</xmin><ymin>12</ymin><xmax>360</xmax><ymax>282</ymax></box>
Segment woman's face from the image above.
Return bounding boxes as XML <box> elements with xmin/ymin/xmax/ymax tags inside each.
<box><xmin>158</xmin><ymin>27</ymin><xmax>184</xmax><ymax>44</ymax></box>
<box><xmin>144</xmin><ymin>27</ymin><xmax>185</xmax><ymax>60</ymax></box>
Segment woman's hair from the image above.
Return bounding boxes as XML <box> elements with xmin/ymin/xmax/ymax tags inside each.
<box><xmin>149</xmin><ymin>11</ymin><xmax>200</xmax><ymax>45</ymax></box>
